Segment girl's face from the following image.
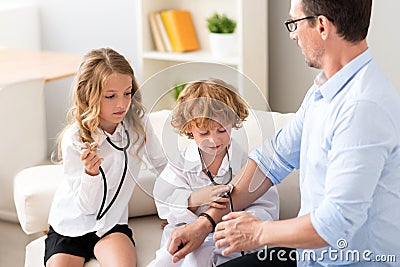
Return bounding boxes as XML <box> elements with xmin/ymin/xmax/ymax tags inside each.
<box><xmin>187</xmin><ymin>120</ymin><xmax>232</xmax><ymax>157</ymax></box>
<box><xmin>99</xmin><ymin>73</ymin><xmax>132</xmax><ymax>133</ymax></box>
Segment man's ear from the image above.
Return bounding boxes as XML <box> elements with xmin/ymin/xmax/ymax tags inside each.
<box><xmin>317</xmin><ymin>15</ymin><xmax>331</xmax><ymax>40</ymax></box>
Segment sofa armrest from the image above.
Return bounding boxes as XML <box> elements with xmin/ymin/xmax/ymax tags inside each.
<box><xmin>14</xmin><ymin>164</ymin><xmax>63</xmax><ymax>235</ymax></box>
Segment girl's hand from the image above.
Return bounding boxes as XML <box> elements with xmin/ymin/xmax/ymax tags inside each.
<box><xmin>188</xmin><ymin>185</ymin><xmax>231</xmax><ymax>209</ymax></box>
<box><xmin>80</xmin><ymin>142</ymin><xmax>103</xmax><ymax>176</ymax></box>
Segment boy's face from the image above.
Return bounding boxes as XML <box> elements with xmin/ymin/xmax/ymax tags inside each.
<box><xmin>187</xmin><ymin>119</ymin><xmax>232</xmax><ymax>157</ymax></box>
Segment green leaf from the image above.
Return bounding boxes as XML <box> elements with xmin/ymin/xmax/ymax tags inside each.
<box><xmin>173</xmin><ymin>83</ymin><xmax>187</xmax><ymax>100</ymax></box>
<box><xmin>206</xmin><ymin>13</ymin><xmax>236</xmax><ymax>34</ymax></box>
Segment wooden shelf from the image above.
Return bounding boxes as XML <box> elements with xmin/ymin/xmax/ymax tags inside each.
<box><xmin>143</xmin><ymin>50</ymin><xmax>239</xmax><ymax>66</ymax></box>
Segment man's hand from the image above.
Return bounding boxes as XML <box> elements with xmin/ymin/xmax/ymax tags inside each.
<box><xmin>213</xmin><ymin>211</ymin><xmax>265</xmax><ymax>256</ymax></box>
<box><xmin>167</xmin><ymin>216</ymin><xmax>213</xmax><ymax>263</ymax></box>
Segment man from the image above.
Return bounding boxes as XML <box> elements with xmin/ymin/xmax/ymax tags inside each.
<box><xmin>167</xmin><ymin>0</ymin><xmax>400</xmax><ymax>266</ymax></box>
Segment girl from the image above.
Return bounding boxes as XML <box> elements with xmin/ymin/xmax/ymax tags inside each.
<box><xmin>150</xmin><ymin>79</ymin><xmax>279</xmax><ymax>267</ymax></box>
<box><xmin>45</xmin><ymin>48</ymin><xmax>166</xmax><ymax>267</ymax></box>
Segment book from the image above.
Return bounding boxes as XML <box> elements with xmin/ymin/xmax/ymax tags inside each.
<box><xmin>160</xmin><ymin>9</ymin><xmax>199</xmax><ymax>53</ymax></box>
<box><xmin>148</xmin><ymin>12</ymin><xmax>166</xmax><ymax>52</ymax></box>
<box><xmin>154</xmin><ymin>12</ymin><xmax>173</xmax><ymax>52</ymax></box>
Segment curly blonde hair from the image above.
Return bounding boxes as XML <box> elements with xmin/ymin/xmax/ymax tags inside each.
<box><xmin>171</xmin><ymin>79</ymin><xmax>249</xmax><ymax>139</ymax></box>
<box><xmin>54</xmin><ymin>48</ymin><xmax>145</xmax><ymax>161</ymax></box>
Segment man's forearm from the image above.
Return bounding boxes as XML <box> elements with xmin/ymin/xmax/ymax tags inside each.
<box><xmin>260</xmin><ymin>214</ymin><xmax>328</xmax><ymax>249</ymax></box>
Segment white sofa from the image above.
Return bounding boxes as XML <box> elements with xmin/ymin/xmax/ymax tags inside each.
<box><xmin>14</xmin><ymin>109</ymin><xmax>300</xmax><ymax>267</ymax></box>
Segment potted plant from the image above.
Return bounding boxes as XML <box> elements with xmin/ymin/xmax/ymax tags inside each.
<box><xmin>206</xmin><ymin>13</ymin><xmax>237</xmax><ymax>58</ymax></box>
<box><xmin>172</xmin><ymin>82</ymin><xmax>187</xmax><ymax>100</ymax></box>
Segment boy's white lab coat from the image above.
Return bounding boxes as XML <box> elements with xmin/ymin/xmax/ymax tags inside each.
<box><xmin>150</xmin><ymin>140</ymin><xmax>279</xmax><ymax>267</ymax></box>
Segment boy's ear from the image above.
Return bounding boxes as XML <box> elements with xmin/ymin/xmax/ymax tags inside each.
<box><xmin>185</xmin><ymin>124</ymin><xmax>193</xmax><ymax>134</ymax></box>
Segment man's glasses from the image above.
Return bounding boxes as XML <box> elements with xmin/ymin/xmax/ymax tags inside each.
<box><xmin>284</xmin><ymin>15</ymin><xmax>318</xmax><ymax>32</ymax></box>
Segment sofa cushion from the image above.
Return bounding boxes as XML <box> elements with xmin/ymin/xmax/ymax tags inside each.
<box><xmin>127</xmin><ymin>168</ymin><xmax>158</xmax><ymax>217</ymax></box>
<box><xmin>14</xmin><ymin>164</ymin><xmax>64</xmax><ymax>235</ymax></box>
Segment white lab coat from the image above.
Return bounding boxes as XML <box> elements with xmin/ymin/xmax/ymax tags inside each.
<box><xmin>48</xmin><ymin>117</ymin><xmax>166</xmax><ymax>237</ymax></box>
<box><xmin>149</xmin><ymin>140</ymin><xmax>279</xmax><ymax>267</ymax></box>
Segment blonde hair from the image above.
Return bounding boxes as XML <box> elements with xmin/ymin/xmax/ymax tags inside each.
<box><xmin>171</xmin><ymin>79</ymin><xmax>249</xmax><ymax>139</ymax></box>
<box><xmin>54</xmin><ymin>48</ymin><xmax>145</xmax><ymax>161</ymax></box>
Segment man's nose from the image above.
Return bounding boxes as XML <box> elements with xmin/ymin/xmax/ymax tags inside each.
<box><xmin>289</xmin><ymin>31</ymin><xmax>297</xmax><ymax>41</ymax></box>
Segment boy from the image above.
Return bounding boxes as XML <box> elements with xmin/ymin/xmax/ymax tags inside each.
<box><xmin>150</xmin><ymin>79</ymin><xmax>279</xmax><ymax>266</ymax></box>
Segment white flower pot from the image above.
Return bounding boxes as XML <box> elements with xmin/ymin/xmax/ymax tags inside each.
<box><xmin>208</xmin><ymin>32</ymin><xmax>237</xmax><ymax>58</ymax></box>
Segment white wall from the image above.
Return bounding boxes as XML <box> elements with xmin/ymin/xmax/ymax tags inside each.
<box><xmin>1</xmin><ymin>0</ymin><xmax>137</xmax><ymax>60</ymax></box>
<box><xmin>0</xmin><ymin>0</ymin><xmax>138</xmax><ymax>155</ymax></box>
<box><xmin>268</xmin><ymin>0</ymin><xmax>400</xmax><ymax>113</ymax></box>
<box><xmin>0</xmin><ymin>2</ymin><xmax>41</xmax><ymax>50</ymax></box>
<box><xmin>368</xmin><ymin>0</ymin><xmax>400</xmax><ymax>93</ymax></box>
<box><xmin>268</xmin><ymin>0</ymin><xmax>317</xmax><ymax>113</ymax></box>
<box><xmin>36</xmin><ymin>0</ymin><xmax>138</xmax><ymax>155</ymax></box>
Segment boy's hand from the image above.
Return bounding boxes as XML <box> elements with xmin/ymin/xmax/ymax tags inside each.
<box><xmin>80</xmin><ymin>142</ymin><xmax>103</xmax><ymax>176</ymax></box>
<box><xmin>188</xmin><ymin>185</ymin><xmax>231</xmax><ymax>209</ymax></box>
<box><xmin>167</xmin><ymin>217</ymin><xmax>212</xmax><ymax>263</ymax></box>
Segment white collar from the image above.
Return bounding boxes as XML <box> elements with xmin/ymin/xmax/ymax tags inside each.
<box><xmin>95</xmin><ymin>122</ymin><xmax>126</xmax><ymax>147</ymax></box>
<box><xmin>182</xmin><ymin>143</ymin><xmax>232</xmax><ymax>176</ymax></box>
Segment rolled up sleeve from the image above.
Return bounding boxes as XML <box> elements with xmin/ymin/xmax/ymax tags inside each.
<box><xmin>248</xmin><ymin>109</ymin><xmax>304</xmax><ymax>185</ymax></box>
<box><xmin>249</xmin><ymin>137</ymin><xmax>294</xmax><ymax>185</ymax></box>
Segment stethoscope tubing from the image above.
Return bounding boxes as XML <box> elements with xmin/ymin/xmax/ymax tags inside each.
<box><xmin>96</xmin><ymin>125</ymin><xmax>130</xmax><ymax>221</ymax></box>
<box><xmin>198</xmin><ymin>146</ymin><xmax>244</xmax><ymax>255</ymax></box>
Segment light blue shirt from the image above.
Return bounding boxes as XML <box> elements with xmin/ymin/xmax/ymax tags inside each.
<box><xmin>249</xmin><ymin>49</ymin><xmax>400</xmax><ymax>266</ymax></box>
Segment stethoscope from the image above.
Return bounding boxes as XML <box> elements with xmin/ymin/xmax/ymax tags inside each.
<box><xmin>198</xmin><ymin>147</ymin><xmax>234</xmax><ymax>212</ymax></box>
<box><xmin>198</xmin><ymin>146</ymin><xmax>245</xmax><ymax>256</ymax></box>
<box><xmin>96</xmin><ymin>122</ymin><xmax>130</xmax><ymax>220</ymax></box>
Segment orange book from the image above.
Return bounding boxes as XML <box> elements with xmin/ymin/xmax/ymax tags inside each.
<box><xmin>160</xmin><ymin>10</ymin><xmax>199</xmax><ymax>52</ymax></box>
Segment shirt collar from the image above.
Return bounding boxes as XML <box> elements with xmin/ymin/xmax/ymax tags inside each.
<box><xmin>315</xmin><ymin>49</ymin><xmax>373</xmax><ymax>103</ymax></box>
<box><xmin>183</xmin><ymin>143</ymin><xmax>232</xmax><ymax>176</ymax></box>
<box><xmin>95</xmin><ymin>122</ymin><xmax>126</xmax><ymax>147</ymax></box>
